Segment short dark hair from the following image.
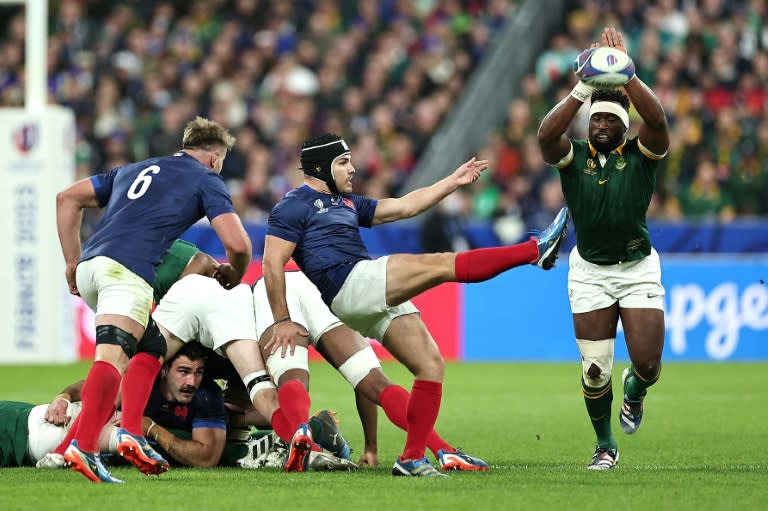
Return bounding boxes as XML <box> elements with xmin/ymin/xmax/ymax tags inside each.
<box><xmin>590</xmin><ymin>89</ymin><xmax>630</xmax><ymax>111</ymax></box>
<box><xmin>165</xmin><ymin>342</ymin><xmax>208</xmax><ymax>369</ymax></box>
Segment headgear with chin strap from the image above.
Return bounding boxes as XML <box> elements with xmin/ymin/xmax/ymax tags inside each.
<box><xmin>300</xmin><ymin>136</ymin><xmax>351</xmax><ymax>195</ymax></box>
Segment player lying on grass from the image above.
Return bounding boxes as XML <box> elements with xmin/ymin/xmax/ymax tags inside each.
<box><xmin>12</xmin><ymin>343</ymin><xmax>353</xmax><ymax>471</ymax></box>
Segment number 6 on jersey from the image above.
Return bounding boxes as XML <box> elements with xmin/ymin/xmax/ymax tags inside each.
<box><xmin>127</xmin><ymin>165</ymin><xmax>160</xmax><ymax>199</ymax></box>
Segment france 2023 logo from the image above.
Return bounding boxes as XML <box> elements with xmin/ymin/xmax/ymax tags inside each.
<box><xmin>14</xmin><ymin>123</ymin><xmax>39</xmax><ymax>154</ymax></box>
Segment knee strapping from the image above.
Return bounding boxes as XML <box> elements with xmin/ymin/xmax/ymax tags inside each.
<box><xmin>338</xmin><ymin>346</ymin><xmax>381</xmax><ymax>388</ymax></box>
<box><xmin>243</xmin><ymin>370</ymin><xmax>276</xmax><ymax>402</ymax></box>
<box><xmin>96</xmin><ymin>325</ymin><xmax>138</xmax><ymax>358</ymax></box>
<box><xmin>135</xmin><ymin>320</ymin><xmax>167</xmax><ymax>359</ymax></box>
<box><xmin>266</xmin><ymin>346</ymin><xmax>309</xmax><ymax>383</ymax></box>
<box><xmin>576</xmin><ymin>338</ymin><xmax>614</xmax><ymax>388</ymax></box>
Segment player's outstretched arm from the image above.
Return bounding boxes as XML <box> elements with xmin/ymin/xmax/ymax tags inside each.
<box><xmin>262</xmin><ymin>235</ymin><xmax>308</xmax><ymax>357</ymax></box>
<box><xmin>372</xmin><ymin>157</ymin><xmax>488</xmax><ymax>225</ymax></box>
<box><xmin>600</xmin><ymin>27</ymin><xmax>669</xmax><ymax>156</ymax></box>
<box><xmin>210</xmin><ymin>212</ymin><xmax>252</xmax><ymax>289</ymax></box>
<box><xmin>143</xmin><ymin>417</ymin><xmax>226</xmax><ymax>468</ymax></box>
<box><xmin>56</xmin><ymin>178</ymin><xmax>100</xmax><ymax>295</ymax></box>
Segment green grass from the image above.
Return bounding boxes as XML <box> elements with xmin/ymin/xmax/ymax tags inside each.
<box><xmin>1</xmin><ymin>362</ymin><xmax>767</xmax><ymax>510</ymax></box>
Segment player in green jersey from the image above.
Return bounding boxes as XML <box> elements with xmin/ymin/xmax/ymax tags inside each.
<box><xmin>537</xmin><ymin>27</ymin><xmax>669</xmax><ymax>470</ymax></box>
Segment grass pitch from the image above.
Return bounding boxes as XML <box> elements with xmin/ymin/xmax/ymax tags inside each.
<box><xmin>0</xmin><ymin>362</ymin><xmax>766</xmax><ymax>511</ymax></box>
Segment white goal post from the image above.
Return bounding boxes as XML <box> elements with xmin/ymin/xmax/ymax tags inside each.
<box><xmin>0</xmin><ymin>0</ymin><xmax>76</xmax><ymax>363</ymax></box>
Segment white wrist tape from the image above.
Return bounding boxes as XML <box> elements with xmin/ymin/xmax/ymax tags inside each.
<box><xmin>570</xmin><ymin>81</ymin><xmax>597</xmax><ymax>103</ymax></box>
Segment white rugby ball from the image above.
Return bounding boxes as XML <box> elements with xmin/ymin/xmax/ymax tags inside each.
<box><xmin>573</xmin><ymin>47</ymin><xmax>635</xmax><ymax>88</ymax></box>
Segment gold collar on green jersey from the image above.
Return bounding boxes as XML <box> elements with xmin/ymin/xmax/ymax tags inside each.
<box><xmin>588</xmin><ymin>138</ymin><xmax>628</xmax><ymax>158</ymax></box>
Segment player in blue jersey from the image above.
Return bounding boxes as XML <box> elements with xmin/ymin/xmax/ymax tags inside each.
<box><xmin>55</xmin><ymin>116</ymin><xmax>252</xmax><ymax>483</ymax></box>
<box><xmin>262</xmin><ymin>133</ymin><xmax>569</xmax><ymax>477</ymax></box>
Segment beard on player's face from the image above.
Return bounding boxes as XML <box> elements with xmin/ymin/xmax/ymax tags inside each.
<box><xmin>589</xmin><ymin>128</ymin><xmax>624</xmax><ymax>154</ymax></box>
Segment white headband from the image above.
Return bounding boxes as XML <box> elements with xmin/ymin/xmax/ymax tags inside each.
<box><xmin>589</xmin><ymin>101</ymin><xmax>629</xmax><ymax>129</ymax></box>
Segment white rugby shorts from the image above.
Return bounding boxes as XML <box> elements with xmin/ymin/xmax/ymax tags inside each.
<box><xmin>76</xmin><ymin>256</ymin><xmax>153</xmax><ymax>326</ymax></box>
<box><xmin>331</xmin><ymin>256</ymin><xmax>419</xmax><ymax>341</ymax></box>
<box><xmin>152</xmin><ymin>274</ymin><xmax>257</xmax><ymax>355</ymax></box>
<box><xmin>253</xmin><ymin>271</ymin><xmax>342</xmax><ymax>345</ymax></box>
<box><xmin>568</xmin><ymin>247</ymin><xmax>665</xmax><ymax>314</ymax></box>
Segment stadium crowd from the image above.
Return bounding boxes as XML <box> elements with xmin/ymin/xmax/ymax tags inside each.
<box><xmin>0</xmin><ymin>0</ymin><xmax>509</xmax><ymax>230</ymax></box>
<box><xmin>0</xmin><ymin>0</ymin><xmax>766</xmax><ymax>236</ymax></box>
<box><xmin>485</xmin><ymin>0</ymin><xmax>768</xmax><ymax>234</ymax></box>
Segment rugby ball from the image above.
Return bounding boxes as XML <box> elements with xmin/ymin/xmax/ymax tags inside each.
<box><xmin>573</xmin><ymin>47</ymin><xmax>635</xmax><ymax>88</ymax></box>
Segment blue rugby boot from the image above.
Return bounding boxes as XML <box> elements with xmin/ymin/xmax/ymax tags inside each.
<box><xmin>533</xmin><ymin>206</ymin><xmax>569</xmax><ymax>270</ymax></box>
<box><xmin>309</xmin><ymin>409</ymin><xmax>352</xmax><ymax>460</ymax></box>
<box><xmin>392</xmin><ymin>456</ymin><xmax>448</xmax><ymax>478</ymax></box>
<box><xmin>620</xmin><ymin>367</ymin><xmax>644</xmax><ymax>434</ymax></box>
<box><xmin>63</xmin><ymin>440</ymin><xmax>124</xmax><ymax>484</ymax></box>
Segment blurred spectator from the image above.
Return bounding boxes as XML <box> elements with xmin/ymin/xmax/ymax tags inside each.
<box><xmin>671</xmin><ymin>159</ymin><xmax>736</xmax><ymax>222</ymax></box>
<box><xmin>488</xmin><ymin>0</ymin><xmax>768</xmax><ymax>229</ymax></box>
<box><xmin>0</xmin><ymin>0</ymin><xmax>765</xmax><ymax>249</ymax></box>
<box><xmin>420</xmin><ymin>192</ymin><xmax>474</xmax><ymax>253</ymax></box>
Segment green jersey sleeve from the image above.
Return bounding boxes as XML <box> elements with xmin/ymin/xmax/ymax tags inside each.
<box><xmin>153</xmin><ymin>239</ymin><xmax>200</xmax><ymax>303</ymax></box>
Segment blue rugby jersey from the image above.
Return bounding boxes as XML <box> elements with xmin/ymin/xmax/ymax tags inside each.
<box><xmin>143</xmin><ymin>377</ymin><xmax>227</xmax><ymax>433</ymax></box>
<box><xmin>267</xmin><ymin>185</ymin><xmax>378</xmax><ymax>305</ymax></box>
<box><xmin>81</xmin><ymin>152</ymin><xmax>235</xmax><ymax>285</ymax></box>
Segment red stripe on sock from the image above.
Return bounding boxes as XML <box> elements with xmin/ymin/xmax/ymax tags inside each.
<box><xmin>120</xmin><ymin>353</ymin><xmax>161</xmax><ymax>435</ymax></box>
<box><xmin>75</xmin><ymin>361</ymin><xmax>121</xmax><ymax>452</ymax></box>
<box><xmin>454</xmin><ymin>239</ymin><xmax>538</xmax><ymax>282</ymax></box>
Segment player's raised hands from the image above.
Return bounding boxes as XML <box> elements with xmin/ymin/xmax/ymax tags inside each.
<box><xmin>452</xmin><ymin>157</ymin><xmax>489</xmax><ymax>187</ymax></box>
<box><xmin>601</xmin><ymin>27</ymin><xmax>627</xmax><ymax>54</ymax></box>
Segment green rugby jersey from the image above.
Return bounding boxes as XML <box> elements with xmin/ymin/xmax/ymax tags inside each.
<box><xmin>153</xmin><ymin>239</ymin><xmax>200</xmax><ymax>303</ymax></box>
<box><xmin>0</xmin><ymin>401</ymin><xmax>34</xmax><ymax>467</ymax></box>
<box><xmin>556</xmin><ymin>138</ymin><xmax>664</xmax><ymax>265</ymax></box>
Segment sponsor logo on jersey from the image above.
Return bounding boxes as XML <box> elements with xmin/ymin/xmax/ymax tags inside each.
<box><xmin>598</xmin><ymin>178</ymin><xmax>609</xmax><ymax>185</ymax></box>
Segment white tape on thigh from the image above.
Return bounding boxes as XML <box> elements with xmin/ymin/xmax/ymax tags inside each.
<box><xmin>576</xmin><ymin>338</ymin><xmax>614</xmax><ymax>387</ymax></box>
<box><xmin>338</xmin><ymin>346</ymin><xmax>381</xmax><ymax>388</ymax></box>
<box><xmin>266</xmin><ymin>345</ymin><xmax>309</xmax><ymax>383</ymax></box>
